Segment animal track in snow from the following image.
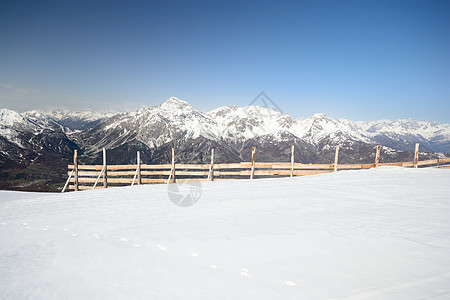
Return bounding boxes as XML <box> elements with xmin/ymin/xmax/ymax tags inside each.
<box><xmin>209</xmin><ymin>265</ymin><xmax>218</xmax><ymax>269</ymax></box>
<box><xmin>240</xmin><ymin>268</ymin><xmax>251</xmax><ymax>277</ymax></box>
<box><xmin>22</xmin><ymin>222</ymin><xmax>28</xmax><ymax>226</ymax></box>
<box><xmin>62</xmin><ymin>228</ymin><xmax>68</xmax><ymax>232</ymax></box>
<box><xmin>91</xmin><ymin>233</ymin><xmax>100</xmax><ymax>239</ymax></box>
<box><xmin>133</xmin><ymin>244</ymin><xmax>141</xmax><ymax>247</ymax></box>
<box><xmin>285</xmin><ymin>281</ymin><xmax>297</xmax><ymax>287</ymax></box>
<box><xmin>156</xmin><ymin>244</ymin><xmax>167</xmax><ymax>252</ymax></box>
<box><xmin>120</xmin><ymin>238</ymin><xmax>129</xmax><ymax>242</ymax></box>
<box><xmin>190</xmin><ymin>252</ymin><xmax>199</xmax><ymax>257</ymax></box>
<box><xmin>71</xmin><ymin>233</ymin><xmax>78</xmax><ymax>237</ymax></box>
<box><xmin>41</xmin><ymin>227</ymin><xmax>48</xmax><ymax>231</ymax></box>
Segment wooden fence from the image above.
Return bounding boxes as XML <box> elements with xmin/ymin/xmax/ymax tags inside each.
<box><xmin>62</xmin><ymin>143</ymin><xmax>450</xmax><ymax>192</ymax></box>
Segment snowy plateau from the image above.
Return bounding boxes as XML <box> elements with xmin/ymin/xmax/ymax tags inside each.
<box><xmin>1</xmin><ymin>167</ymin><xmax>450</xmax><ymax>299</ymax></box>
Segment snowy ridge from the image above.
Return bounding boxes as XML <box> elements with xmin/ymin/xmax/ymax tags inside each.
<box><xmin>85</xmin><ymin>98</ymin><xmax>377</xmax><ymax>153</ymax></box>
<box><xmin>74</xmin><ymin>97</ymin><xmax>449</xmax><ymax>164</ymax></box>
<box><xmin>0</xmin><ymin>108</ymin><xmax>26</xmax><ymax>127</ymax></box>
<box><xmin>352</xmin><ymin>118</ymin><xmax>450</xmax><ymax>152</ymax></box>
<box><xmin>23</xmin><ymin>110</ymin><xmax>65</xmax><ymax>131</ymax></box>
<box><xmin>290</xmin><ymin>113</ymin><xmax>371</xmax><ymax>145</ymax></box>
<box><xmin>2</xmin><ymin>98</ymin><xmax>450</xmax><ymax>151</ymax></box>
<box><xmin>46</xmin><ymin>109</ymin><xmax>116</xmax><ymax>123</ymax></box>
<box><xmin>91</xmin><ymin>97</ymin><xmax>220</xmax><ymax>151</ymax></box>
<box><xmin>0</xmin><ymin>108</ymin><xmax>78</xmax><ymax>168</ymax></box>
<box><xmin>355</xmin><ymin>118</ymin><xmax>450</xmax><ymax>141</ymax></box>
<box><xmin>0</xmin><ymin>108</ymin><xmax>71</xmax><ymax>148</ymax></box>
<box><xmin>208</xmin><ymin>105</ymin><xmax>293</xmax><ymax>142</ymax></box>
<box><xmin>0</xmin><ymin>109</ymin><xmax>44</xmax><ymax>148</ymax></box>
<box><xmin>43</xmin><ymin>108</ymin><xmax>116</xmax><ymax>131</ymax></box>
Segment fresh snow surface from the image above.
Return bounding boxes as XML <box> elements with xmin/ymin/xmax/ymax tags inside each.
<box><xmin>1</xmin><ymin>167</ymin><xmax>450</xmax><ymax>299</ymax></box>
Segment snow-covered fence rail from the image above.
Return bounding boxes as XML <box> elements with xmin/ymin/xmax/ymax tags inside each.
<box><xmin>62</xmin><ymin>144</ymin><xmax>450</xmax><ymax>192</ymax></box>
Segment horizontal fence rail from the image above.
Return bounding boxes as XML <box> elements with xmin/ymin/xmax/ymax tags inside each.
<box><xmin>62</xmin><ymin>144</ymin><xmax>450</xmax><ymax>192</ymax></box>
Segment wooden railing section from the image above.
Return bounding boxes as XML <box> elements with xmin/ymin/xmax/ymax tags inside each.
<box><xmin>62</xmin><ymin>143</ymin><xmax>450</xmax><ymax>192</ymax></box>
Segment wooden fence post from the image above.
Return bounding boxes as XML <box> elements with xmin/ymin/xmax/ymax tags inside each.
<box><xmin>290</xmin><ymin>145</ymin><xmax>295</xmax><ymax>177</ymax></box>
<box><xmin>334</xmin><ymin>145</ymin><xmax>339</xmax><ymax>172</ymax></box>
<box><xmin>61</xmin><ymin>170</ymin><xmax>73</xmax><ymax>193</ymax></box>
<box><xmin>208</xmin><ymin>148</ymin><xmax>214</xmax><ymax>181</ymax></box>
<box><xmin>131</xmin><ymin>151</ymin><xmax>141</xmax><ymax>187</ymax></box>
<box><xmin>250</xmin><ymin>147</ymin><xmax>256</xmax><ymax>179</ymax></box>
<box><xmin>137</xmin><ymin>151</ymin><xmax>141</xmax><ymax>185</ymax></box>
<box><xmin>375</xmin><ymin>145</ymin><xmax>381</xmax><ymax>168</ymax></box>
<box><xmin>74</xmin><ymin>149</ymin><xmax>79</xmax><ymax>191</ymax></box>
<box><xmin>172</xmin><ymin>147</ymin><xmax>176</xmax><ymax>183</ymax></box>
<box><xmin>414</xmin><ymin>143</ymin><xmax>419</xmax><ymax>168</ymax></box>
<box><xmin>103</xmin><ymin>148</ymin><xmax>107</xmax><ymax>188</ymax></box>
<box><xmin>167</xmin><ymin>147</ymin><xmax>176</xmax><ymax>184</ymax></box>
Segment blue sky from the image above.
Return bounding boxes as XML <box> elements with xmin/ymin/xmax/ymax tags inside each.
<box><xmin>0</xmin><ymin>0</ymin><xmax>449</xmax><ymax>122</ymax></box>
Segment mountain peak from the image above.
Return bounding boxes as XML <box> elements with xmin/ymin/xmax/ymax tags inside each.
<box><xmin>310</xmin><ymin>113</ymin><xmax>329</xmax><ymax>119</ymax></box>
<box><xmin>23</xmin><ymin>110</ymin><xmax>48</xmax><ymax>119</ymax></box>
<box><xmin>0</xmin><ymin>108</ymin><xmax>25</xmax><ymax>126</ymax></box>
<box><xmin>159</xmin><ymin>97</ymin><xmax>192</xmax><ymax>110</ymax></box>
<box><xmin>166</xmin><ymin>96</ymin><xmax>184</xmax><ymax>102</ymax></box>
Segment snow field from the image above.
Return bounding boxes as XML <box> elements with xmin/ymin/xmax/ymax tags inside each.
<box><xmin>1</xmin><ymin>167</ymin><xmax>450</xmax><ymax>299</ymax></box>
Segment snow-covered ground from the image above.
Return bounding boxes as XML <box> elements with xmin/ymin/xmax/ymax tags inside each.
<box><xmin>1</xmin><ymin>167</ymin><xmax>449</xmax><ymax>299</ymax></box>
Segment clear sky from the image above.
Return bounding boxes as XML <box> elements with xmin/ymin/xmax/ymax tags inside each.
<box><xmin>1</xmin><ymin>0</ymin><xmax>449</xmax><ymax>122</ymax></box>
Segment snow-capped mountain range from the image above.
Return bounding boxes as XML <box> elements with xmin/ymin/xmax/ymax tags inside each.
<box><xmin>2</xmin><ymin>96</ymin><xmax>450</xmax><ymax>157</ymax></box>
<box><xmin>73</xmin><ymin>97</ymin><xmax>449</xmax><ymax>153</ymax></box>
<box><xmin>1</xmin><ymin>96</ymin><xmax>449</xmax><ymax>191</ymax></box>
